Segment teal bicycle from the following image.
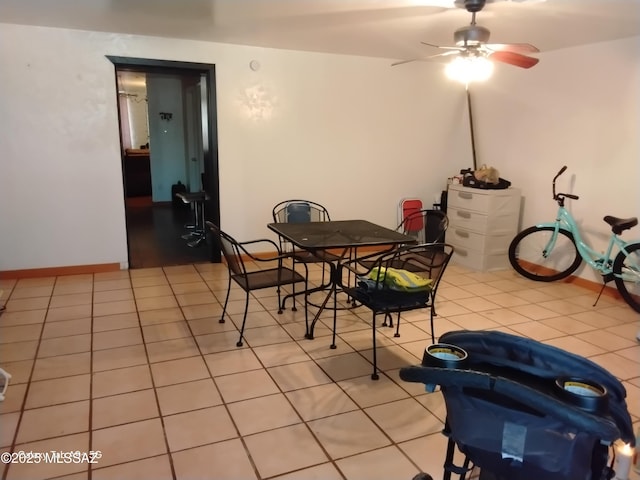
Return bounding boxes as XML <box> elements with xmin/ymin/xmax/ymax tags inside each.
<box><xmin>508</xmin><ymin>166</ymin><xmax>640</xmax><ymax>313</ymax></box>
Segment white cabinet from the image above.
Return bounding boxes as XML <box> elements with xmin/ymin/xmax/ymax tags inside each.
<box><xmin>447</xmin><ymin>184</ymin><xmax>521</xmax><ymax>271</ymax></box>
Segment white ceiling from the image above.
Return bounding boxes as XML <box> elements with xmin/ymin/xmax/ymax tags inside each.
<box><xmin>1</xmin><ymin>0</ymin><xmax>639</xmax><ymax>63</ymax></box>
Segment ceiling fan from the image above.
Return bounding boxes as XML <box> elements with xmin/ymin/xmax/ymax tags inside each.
<box><xmin>393</xmin><ymin>0</ymin><xmax>540</xmax><ymax>69</ymax></box>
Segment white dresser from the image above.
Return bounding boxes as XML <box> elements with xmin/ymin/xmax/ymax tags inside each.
<box><xmin>447</xmin><ymin>184</ymin><xmax>521</xmax><ymax>271</ymax></box>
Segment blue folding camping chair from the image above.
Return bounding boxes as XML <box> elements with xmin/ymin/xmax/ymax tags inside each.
<box><xmin>400</xmin><ymin>330</ymin><xmax>635</xmax><ymax>480</ymax></box>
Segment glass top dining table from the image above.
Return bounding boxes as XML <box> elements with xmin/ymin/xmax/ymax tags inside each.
<box><xmin>267</xmin><ymin>219</ymin><xmax>416</xmax><ymax>341</ymax></box>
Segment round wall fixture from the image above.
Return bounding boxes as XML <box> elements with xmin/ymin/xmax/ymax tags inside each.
<box><xmin>249</xmin><ymin>60</ymin><xmax>260</xmax><ymax>71</ymax></box>
<box><xmin>422</xmin><ymin>343</ymin><xmax>468</xmax><ymax>368</ymax></box>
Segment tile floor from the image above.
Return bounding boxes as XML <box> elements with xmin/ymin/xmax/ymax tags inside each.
<box><xmin>0</xmin><ymin>261</ymin><xmax>638</xmax><ymax>480</ymax></box>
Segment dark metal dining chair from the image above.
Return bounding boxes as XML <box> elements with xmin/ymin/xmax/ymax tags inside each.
<box><xmin>339</xmin><ymin>243</ymin><xmax>454</xmax><ymax>379</ymax></box>
<box><xmin>353</xmin><ymin>210</ymin><xmax>449</xmax><ymax>311</ymax></box>
<box><xmin>206</xmin><ymin>222</ymin><xmax>308</xmax><ymax>347</ymax></box>
<box><xmin>272</xmin><ymin>200</ymin><xmax>340</xmax><ymax>309</ymax></box>
<box><xmin>357</xmin><ymin>210</ymin><xmax>448</xmax><ymax>264</ymax></box>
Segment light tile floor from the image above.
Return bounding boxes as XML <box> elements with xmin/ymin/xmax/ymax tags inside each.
<box><xmin>0</xmin><ymin>261</ymin><xmax>638</xmax><ymax>480</ymax></box>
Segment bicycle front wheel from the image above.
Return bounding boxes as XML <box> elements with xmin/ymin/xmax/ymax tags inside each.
<box><xmin>613</xmin><ymin>242</ymin><xmax>640</xmax><ymax>313</ymax></box>
<box><xmin>509</xmin><ymin>226</ymin><xmax>582</xmax><ymax>281</ymax></box>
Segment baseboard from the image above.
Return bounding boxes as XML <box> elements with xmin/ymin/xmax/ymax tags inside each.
<box><xmin>515</xmin><ymin>260</ymin><xmax>622</xmax><ymax>301</ymax></box>
<box><xmin>0</xmin><ymin>263</ymin><xmax>121</xmax><ymax>280</ymax></box>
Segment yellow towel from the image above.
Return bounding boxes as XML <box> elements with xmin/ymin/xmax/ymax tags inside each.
<box><xmin>368</xmin><ymin>267</ymin><xmax>432</xmax><ymax>292</ymax></box>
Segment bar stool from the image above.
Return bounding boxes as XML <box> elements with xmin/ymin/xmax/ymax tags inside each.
<box><xmin>176</xmin><ymin>191</ymin><xmax>209</xmax><ymax>247</ymax></box>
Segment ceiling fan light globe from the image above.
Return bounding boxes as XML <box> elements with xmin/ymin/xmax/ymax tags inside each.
<box><xmin>445</xmin><ymin>55</ymin><xmax>493</xmax><ymax>83</ymax></box>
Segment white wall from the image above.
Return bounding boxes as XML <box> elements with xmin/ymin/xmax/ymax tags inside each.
<box><xmin>470</xmin><ymin>36</ymin><xmax>640</xmax><ymax>283</ymax></box>
<box><xmin>0</xmin><ymin>21</ymin><xmax>637</xmax><ymax>282</ymax></box>
<box><xmin>0</xmin><ymin>23</ymin><xmax>469</xmax><ymax>271</ymax></box>
<box><xmin>221</xmin><ymin>50</ymin><xmax>473</xmax><ymax>240</ymax></box>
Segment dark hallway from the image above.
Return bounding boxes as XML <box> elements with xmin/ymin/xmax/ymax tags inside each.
<box><xmin>112</xmin><ymin>56</ymin><xmax>221</xmax><ymax>270</ymax></box>
<box><xmin>125</xmin><ymin>197</ymin><xmax>210</xmax><ymax>269</ymax></box>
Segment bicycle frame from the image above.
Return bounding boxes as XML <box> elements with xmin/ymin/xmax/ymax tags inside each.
<box><xmin>535</xmin><ymin>206</ymin><xmax>636</xmax><ymax>277</ymax></box>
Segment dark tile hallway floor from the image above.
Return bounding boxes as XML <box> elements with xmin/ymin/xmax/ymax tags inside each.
<box><xmin>125</xmin><ymin>197</ymin><xmax>211</xmax><ymax>269</ymax></box>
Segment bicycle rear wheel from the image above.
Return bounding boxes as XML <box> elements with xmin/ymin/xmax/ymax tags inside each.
<box><xmin>613</xmin><ymin>242</ymin><xmax>640</xmax><ymax>313</ymax></box>
<box><xmin>509</xmin><ymin>226</ymin><xmax>582</xmax><ymax>281</ymax></box>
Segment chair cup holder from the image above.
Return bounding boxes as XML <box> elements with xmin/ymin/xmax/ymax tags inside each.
<box><xmin>422</xmin><ymin>343</ymin><xmax>468</xmax><ymax>369</ymax></box>
<box><xmin>554</xmin><ymin>377</ymin><xmax>608</xmax><ymax>414</ymax></box>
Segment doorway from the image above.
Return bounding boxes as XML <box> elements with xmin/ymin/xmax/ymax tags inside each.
<box><xmin>108</xmin><ymin>56</ymin><xmax>221</xmax><ymax>268</ymax></box>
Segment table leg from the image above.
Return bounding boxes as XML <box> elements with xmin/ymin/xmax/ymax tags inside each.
<box><xmin>304</xmin><ymin>260</ymin><xmax>340</xmax><ymax>340</ymax></box>
<box><xmin>303</xmin><ymin>249</ymin><xmax>350</xmax><ymax>340</ymax></box>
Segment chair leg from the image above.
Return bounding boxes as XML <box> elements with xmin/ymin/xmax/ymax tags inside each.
<box><xmin>329</xmin><ymin>277</ymin><xmax>338</xmax><ymax>348</ymax></box>
<box><xmin>277</xmin><ymin>284</ymin><xmax>285</xmax><ymax>315</ymax></box>
<box><xmin>330</xmin><ymin>304</ymin><xmax>338</xmax><ymax>349</ymax></box>
<box><xmin>344</xmin><ymin>249</ymin><xmax>356</xmax><ymax>305</ymax></box>
<box><xmin>443</xmin><ymin>435</ymin><xmax>456</xmax><ymax>480</ymax></box>
<box><xmin>236</xmin><ymin>291</ymin><xmax>250</xmax><ymax>347</ymax></box>
<box><xmin>429</xmin><ymin>305</ymin><xmax>436</xmax><ymax>343</ymax></box>
<box><xmin>394</xmin><ymin>312</ymin><xmax>401</xmax><ymax>338</ymax></box>
<box><xmin>304</xmin><ymin>281</ymin><xmax>310</xmax><ymax>340</ymax></box>
<box><xmin>371</xmin><ymin>313</ymin><xmax>379</xmax><ymax>380</ymax></box>
<box><xmin>219</xmin><ymin>276</ymin><xmax>232</xmax><ymax>324</ymax></box>
<box><xmin>290</xmin><ymin>260</ymin><xmax>298</xmax><ymax>312</ymax></box>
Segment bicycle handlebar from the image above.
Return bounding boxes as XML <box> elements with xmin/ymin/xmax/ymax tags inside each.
<box><xmin>552</xmin><ymin>166</ymin><xmax>580</xmax><ymax>204</ymax></box>
<box><xmin>552</xmin><ymin>166</ymin><xmax>566</xmax><ymax>200</ymax></box>
<box><xmin>554</xmin><ymin>166</ymin><xmax>567</xmax><ymax>181</ymax></box>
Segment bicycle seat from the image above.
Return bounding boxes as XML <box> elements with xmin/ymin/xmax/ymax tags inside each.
<box><xmin>603</xmin><ymin>215</ymin><xmax>638</xmax><ymax>234</ymax></box>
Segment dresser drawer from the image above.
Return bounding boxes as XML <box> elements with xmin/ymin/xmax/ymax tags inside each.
<box><xmin>448</xmin><ymin>228</ymin><xmax>512</xmax><ymax>255</ymax></box>
<box><xmin>450</xmin><ymin>245</ymin><xmax>512</xmax><ymax>271</ymax></box>
<box><xmin>448</xmin><ymin>185</ymin><xmax>521</xmax><ymax>215</ymax></box>
<box><xmin>448</xmin><ymin>207</ymin><xmax>518</xmax><ymax>235</ymax></box>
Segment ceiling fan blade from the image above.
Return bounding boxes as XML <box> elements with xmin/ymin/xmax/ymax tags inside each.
<box><xmin>391</xmin><ymin>50</ymin><xmax>459</xmax><ymax>67</ymax></box>
<box><xmin>489</xmin><ymin>50</ymin><xmax>539</xmax><ymax>68</ymax></box>
<box><xmin>421</xmin><ymin>41</ymin><xmax>463</xmax><ymax>51</ymax></box>
<box><xmin>433</xmin><ymin>50</ymin><xmax>461</xmax><ymax>58</ymax></box>
<box><xmin>392</xmin><ymin>58</ymin><xmax>420</xmax><ymax>67</ymax></box>
<box><xmin>485</xmin><ymin>43</ymin><xmax>540</xmax><ymax>54</ymax></box>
